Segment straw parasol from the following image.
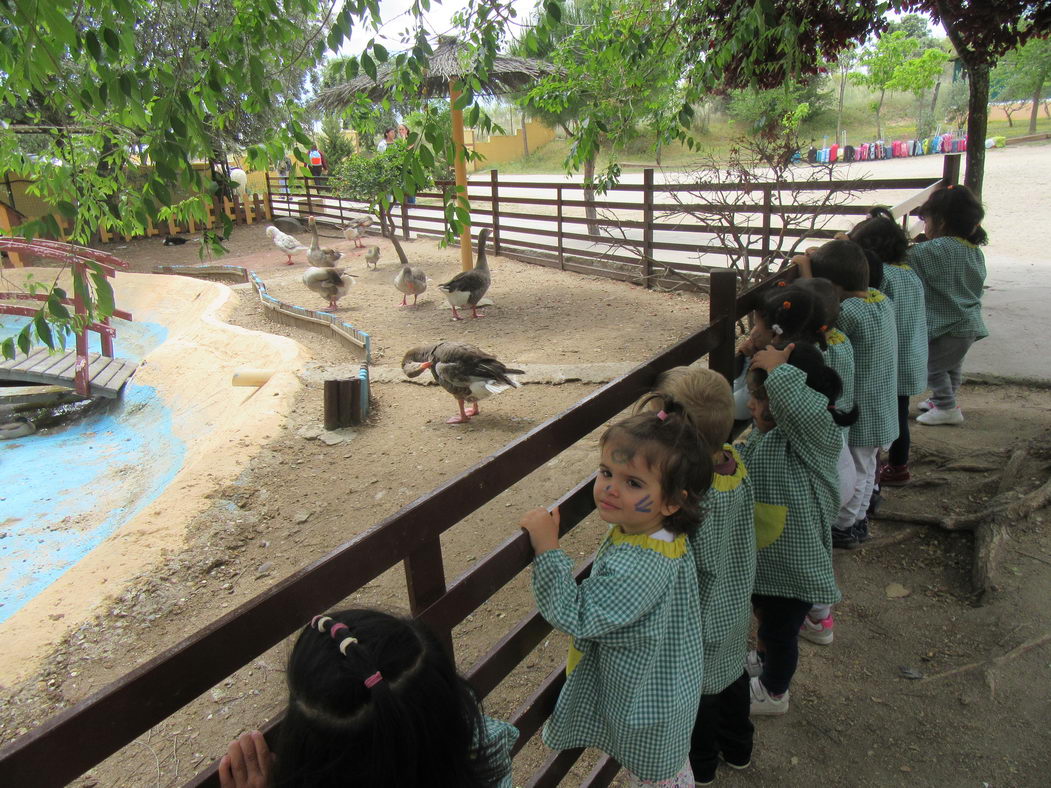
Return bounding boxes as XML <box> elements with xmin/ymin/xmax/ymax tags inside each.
<box><xmin>315</xmin><ymin>36</ymin><xmax>556</xmax><ymax>271</ymax></box>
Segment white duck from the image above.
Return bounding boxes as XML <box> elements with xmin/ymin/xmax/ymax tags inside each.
<box><xmin>302</xmin><ymin>266</ymin><xmax>353</xmax><ymax>311</ymax></box>
<box><xmin>266</xmin><ymin>225</ymin><xmax>308</xmax><ymax>265</ymax></box>
<box><xmin>402</xmin><ymin>341</ymin><xmax>523</xmax><ymax>424</ymax></box>
<box><xmin>394</xmin><ymin>263</ymin><xmax>427</xmax><ymax>307</ymax></box>
<box><xmin>343</xmin><ymin>216</ymin><xmax>374</xmax><ymax>249</ymax></box>
<box><xmin>307</xmin><ymin>216</ymin><xmax>343</xmax><ymax>267</ymax></box>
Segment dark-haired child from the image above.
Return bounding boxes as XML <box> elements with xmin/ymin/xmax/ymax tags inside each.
<box><xmin>849</xmin><ymin>207</ymin><xmax>928</xmax><ymax>484</ymax></box>
<box><xmin>519</xmin><ymin>410</ymin><xmax>713</xmax><ymax>786</ymax></box>
<box><xmin>741</xmin><ymin>342</ymin><xmax>856</xmax><ymax>715</ymax></box>
<box><xmin>219</xmin><ymin>609</ymin><xmax>517</xmax><ymax>788</ymax></box>
<box><xmin>907</xmin><ymin>185</ymin><xmax>989</xmax><ymax>426</ymax></box>
<box><xmin>801</xmin><ymin>240</ymin><xmax>898</xmax><ymax>549</ymax></box>
<box><xmin>643</xmin><ymin>366</ymin><xmax>757</xmax><ymax>784</ymax></box>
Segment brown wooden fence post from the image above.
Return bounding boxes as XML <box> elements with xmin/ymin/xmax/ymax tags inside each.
<box><xmin>323</xmin><ymin>379</ymin><xmax>340</xmax><ymax>431</ymax></box>
<box><xmin>760</xmin><ymin>185</ymin><xmax>772</xmax><ymax>265</ymax></box>
<box><xmin>642</xmin><ymin>168</ymin><xmax>654</xmax><ymax>289</ymax></box>
<box><xmin>405</xmin><ymin>543</ymin><xmax>453</xmax><ymax>655</ymax></box>
<box><xmin>708</xmin><ymin>269</ymin><xmax>738</xmax><ymax>382</ymax></box>
<box><xmin>305</xmin><ymin>176</ymin><xmax>314</xmax><ymax>217</ymax></box>
<box><xmin>557</xmin><ymin>185</ymin><xmax>564</xmax><ymax>270</ymax></box>
<box><xmin>490</xmin><ymin>169</ymin><xmax>501</xmax><ymax>255</ymax></box>
<box><xmin>942</xmin><ymin>153</ymin><xmax>961</xmax><ymax>186</ymax></box>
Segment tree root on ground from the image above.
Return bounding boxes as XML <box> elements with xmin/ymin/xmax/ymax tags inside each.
<box><xmin>919</xmin><ymin>632</ymin><xmax>1051</xmax><ymax>683</ymax></box>
<box><xmin>876</xmin><ymin>444</ymin><xmax>1051</xmax><ymax>601</ymax></box>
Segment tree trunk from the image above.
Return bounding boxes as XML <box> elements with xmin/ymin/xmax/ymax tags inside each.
<box><xmin>837</xmin><ymin>66</ymin><xmax>848</xmax><ymax>139</ymax></box>
<box><xmin>964</xmin><ymin>63</ymin><xmax>990</xmax><ymax>198</ymax></box>
<box><xmin>1029</xmin><ymin>63</ymin><xmax>1049</xmax><ymax>133</ymax></box>
<box><xmin>583</xmin><ymin>150</ymin><xmax>599</xmax><ymax>236</ymax></box>
<box><xmin>929</xmin><ymin>78</ymin><xmax>941</xmax><ymax>116</ymax></box>
<box><xmin>876</xmin><ymin>89</ymin><xmax>885</xmax><ymax>140</ymax></box>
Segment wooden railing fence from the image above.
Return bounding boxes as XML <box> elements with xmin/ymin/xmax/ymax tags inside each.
<box><xmin>0</xmin><ymin>159</ymin><xmax>958</xmax><ymax>787</ymax></box>
<box><xmin>266</xmin><ymin>155</ymin><xmax>960</xmax><ymax>292</ymax></box>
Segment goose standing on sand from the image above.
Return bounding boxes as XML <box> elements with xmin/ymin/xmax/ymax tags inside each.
<box><xmin>307</xmin><ymin>216</ymin><xmax>343</xmax><ymax>267</ymax></box>
<box><xmin>402</xmin><ymin>341</ymin><xmax>523</xmax><ymax>424</ymax></box>
<box><xmin>343</xmin><ymin>216</ymin><xmax>373</xmax><ymax>249</ymax></box>
<box><xmin>302</xmin><ymin>267</ymin><xmax>353</xmax><ymax>311</ymax></box>
<box><xmin>266</xmin><ymin>225</ymin><xmax>309</xmax><ymax>265</ymax></box>
<box><xmin>394</xmin><ymin>263</ymin><xmax>427</xmax><ymax>306</ymax></box>
<box><xmin>364</xmin><ymin>245</ymin><xmax>380</xmax><ymax>270</ymax></box>
<box><xmin>438</xmin><ymin>227</ymin><xmax>491</xmax><ymax>320</ymax></box>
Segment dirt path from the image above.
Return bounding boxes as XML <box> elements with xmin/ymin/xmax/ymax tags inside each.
<box><xmin>1</xmin><ymin>228</ymin><xmax>1050</xmax><ymax>787</ymax></box>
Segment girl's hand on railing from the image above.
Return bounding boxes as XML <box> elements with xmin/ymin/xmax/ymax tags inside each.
<box><xmin>833</xmin><ymin>231</ymin><xmax>849</xmax><ymax>241</ymax></box>
<box><xmin>219</xmin><ymin>731</ymin><xmax>273</xmax><ymax>788</ymax></box>
<box><xmin>752</xmin><ymin>343</ymin><xmax>795</xmax><ymax>372</ymax></box>
<box><xmin>520</xmin><ymin>507</ymin><xmax>561</xmax><ymax>556</ymax></box>
<box><xmin>791</xmin><ymin>252</ymin><xmax>813</xmax><ymax>278</ymax></box>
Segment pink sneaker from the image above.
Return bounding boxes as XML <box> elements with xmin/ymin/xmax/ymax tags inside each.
<box><xmin>800</xmin><ymin>615</ymin><xmax>834</xmax><ymax>645</ymax></box>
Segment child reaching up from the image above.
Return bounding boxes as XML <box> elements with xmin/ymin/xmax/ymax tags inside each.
<box><xmin>742</xmin><ymin>342</ymin><xmax>857</xmax><ymax>715</ymax></box>
<box><xmin>801</xmin><ymin>240</ymin><xmax>898</xmax><ymax>548</ymax></box>
<box><xmin>848</xmin><ymin>207</ymin><xmax>928</xmax><ymax>484</ymax></box>
<box><xmin>219</xmin><ymin>609</ymin><xmax>517</xmax><ymax>788</ymax></box>
<box><xmin>519</xmin><ymin>410</ymin><xmax>713</xmax><ymax>786</ymax></box>
<box><xmin>643</xmin><ymin>366</ymin><xmax>757</xmax><ymax>785</ymax></box>
<box><xmin>907</xmin><ymin>185</ymin><xmax>989</xmax><ymax>426</ymax></box>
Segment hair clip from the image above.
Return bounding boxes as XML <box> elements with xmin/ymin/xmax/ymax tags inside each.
<box><xmin>819</xmin><ymin>324</ymin><xmax>828</xmax><ymax>332</ymax></box>
<box><xmin>364</xmin><ymin>671</ymin><xmax>384</xmax><ymax>689</ymax></box>
<box><xmin>771</xmin><ymin>323</ymin><xmax>784</xmax><ymax>336</ymax></box>
<box><xmin>312</xmin><ymin>615</ymin><xmax>333</xmax><ymax>632</ymax></box>
<box><xmin>338</xmin><ymin>637</ymin><xmax>359</xmax><ymax>655</ymax></box>
<box><xmin>946</xmin><ymin>184</ymin><xmax>955</xmax><ymax>190</ymax></box>
<box><xmin>330</xmin><ymin>623</ymin><xmax>349</xmax><ymax>639</ymax></box>
<box><xmin>777</xmin><ymin>281</ymin><xmax>787</xmax><ymax>287</ymax></box>
<box><xmin>782</xmin><ymin>301</ymin><xmax>792</xmax><ymax>310</ymax></box>
<box><xmin>656</xmin><ymin>409</ymin><xmax>668</xmax><ymax>421</ymax></box>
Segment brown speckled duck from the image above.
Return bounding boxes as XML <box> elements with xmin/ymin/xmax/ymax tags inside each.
<box><xmin>438</xmin><ymin>227</ymin><xmax>490</xmax><ymax>320</ymax></box>
<box><xmin>402</xmin><ymin>341</ymin><xmax>523</xmax><ymax>424</ymax></box>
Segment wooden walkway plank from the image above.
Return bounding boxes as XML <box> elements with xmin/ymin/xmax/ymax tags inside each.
<box><xmin>99</xmin><ymin>363</ymin><xmax>136</xmax><ymax>394</ymax></box>
<box><xmin>0</xmin><ymin>348</ymin><xmax>137</xmax><ymax>398</ymax></box>
<box><xmin>25</xmin><ymin>350</ymin><xmax>75</xmax><ymax>376</ymax></box>
<box><xmin>92</xmin><ymin>359</ymin><xmax>134</xmax><ymax>391</ymax></box>
<box><xmin>5</xmin><ymin>348</ymin><xmax>51</xmax><ymax>371</ymax></box>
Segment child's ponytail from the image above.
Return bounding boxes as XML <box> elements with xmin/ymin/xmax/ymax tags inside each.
<box><xmin>849</xmin><ymin>205</ymin><xmax>909</xmax><ymax>264</ymax></box>
<box><xmin>749</xmin><ymin>342</ymin><xmax>858</xmax><ymax>426</ymax></box>
<box><xmin>757</xmin><ymin>285</ymin><xmax>827</xmax><ymax>349</ymax></box>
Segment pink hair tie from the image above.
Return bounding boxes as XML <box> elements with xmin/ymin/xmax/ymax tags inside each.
<box><xmin>656</xmin><ymin>409</ymin><xmax>668</xmax><ymax>421</ymax></box>
<box><xmin>329</xmin><ymin>623</ymin><xmax>349</xmax><ymax>639</ymax></box>
<box><xmin>364</xmin><ymin>671</ymin><xmax>384</xmax><ymax>689</ymax></box>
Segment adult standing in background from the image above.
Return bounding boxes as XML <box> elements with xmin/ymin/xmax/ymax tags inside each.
<box><xmin>308</xmin><ymin>145</ymin><xmax>326</xmax><ymax>177</ymax></box>
<box><xmin>398</xmin><ymin>124</ymin><xmax>416</xmax><ymax>204</ymax></box>
<box><xmin>377</xmin><ymin>127</ymin><xmax>397</xmax><ymax>152</ymax></box>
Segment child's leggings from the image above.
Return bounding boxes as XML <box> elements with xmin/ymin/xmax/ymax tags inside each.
<box><xmin>927</xmin><ymin>334</ymin><xmax>976</xmax><ymax>410</ymax></box>
<box><xmin>752</xmin><ymin>594</ymin><xmax>813</xmax><ymax>695</ymax></box>
<box><xmin>836</xmin><ymin>445</ymin><xmax>879</xmax><ymax>530</ymax></box>
<box><xmin>887</xmin><ymin>395</ymin><xmax>911</xmax><ymax>466</ymax></box>
<box><xmin>690</xmin><ymin>670</ymin><xmax>753</xmax><ymax>782</ymax></box>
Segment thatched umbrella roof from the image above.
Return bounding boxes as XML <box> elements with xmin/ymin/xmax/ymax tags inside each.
<box><xmin>314</xmin><ymin>36</ymin><xmax>556</xmax><ymax>112</ymax></box>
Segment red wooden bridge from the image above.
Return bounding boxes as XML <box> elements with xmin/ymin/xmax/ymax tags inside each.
<box><xmin>0</xmin><ymin>238</ymin><xmax>136</xmax><ymax>398</ymax></box>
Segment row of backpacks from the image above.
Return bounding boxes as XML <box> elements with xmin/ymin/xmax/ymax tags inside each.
<box><xmin>806</xmin><ymin>133</ymin><xmax>967</xmax><ymax>164</ymax></box>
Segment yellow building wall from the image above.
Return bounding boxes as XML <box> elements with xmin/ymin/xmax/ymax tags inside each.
<box><xmin>466</xmin><ymin>121</ymin><xmax>556</xmax><ymax>171</ymax></box>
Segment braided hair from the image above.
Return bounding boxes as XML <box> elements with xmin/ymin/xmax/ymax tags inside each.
<box><xmin>600</xmin><ymin>407</ymin><xmax>714</xmax><ymax>535</ymax></box>
<box><xmin>274</xmin><ymin>609</ymin><xmax>504</xmax><ymax>787</ymax></box>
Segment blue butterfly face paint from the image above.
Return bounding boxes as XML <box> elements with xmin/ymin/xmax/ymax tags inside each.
<box><xmin>633</xmin><ymin>495</ymin><xmax>653</xmax><ymax>513</ymax></box>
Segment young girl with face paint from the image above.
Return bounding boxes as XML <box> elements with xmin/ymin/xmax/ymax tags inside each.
<box><xmin>519</xmin><ymin>410</ymin><xmax>713</xmax><ymax>787</ymax></box>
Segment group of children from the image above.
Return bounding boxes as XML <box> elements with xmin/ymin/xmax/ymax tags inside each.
<box><xmin>517</xmin><ymin>183</ymin><xmax>989</xmax><ymax>785</ymax></box>
<box><xmin>218</xmin><ymin>183</ymin><xmax>987</xmax><ymax>787</ymax></box>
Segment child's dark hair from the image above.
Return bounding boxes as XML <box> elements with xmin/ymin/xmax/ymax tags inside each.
<box><xmin>275</xmin><ymin>609</ymin><xmax>504</xmax><ymax>787</ymax></box>
<box><xmin>916</xmin><ymin>184</ymin><xmax>988</xmax><ymax>245</ymax></box>
<box><xmin>808</xmin><ymin>239</ymin><xmax>870</xmax><ymax>293</ymax></box>
<box><xmin>600</xmin><ymin>408</ymin><xmax>713</xmax><ymax>535</ymax></box>
<box><xmin>849</xmin><ymin>206</ymin><xmax>909</xmax><ymax>265</ymax></box>
<box><xmin>756</xmin><ymin>285</ymin><xmax>826</xmax><ymax>349</ymax></box>
<box><xmin>789</xmin><ymin>277</ymin><xmax>840</xmax><ymax>336</ymax></box>
<box><xmin>747</xmin><ymin>342</ymin><xmax>858</xmax><ymax>427</ymax></box>
<box><xmin>862</xmin><ymin>248</ymin><xmax>884</xmax><ymax>290</ymax></box>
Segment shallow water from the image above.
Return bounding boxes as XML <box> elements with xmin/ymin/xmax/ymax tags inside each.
<box><xmin>0</xmin><ymin>318</ymin><xmax>184</xmax><ymax>622</ymax></box>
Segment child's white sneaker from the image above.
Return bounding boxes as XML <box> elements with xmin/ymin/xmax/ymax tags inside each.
<box><xmin>917</xmin><ymin>397</ymin><xmax>934</xmax><ymax>412</ymax></box>
<box><xmin>745</xmin><ymin>649</ymin><xmax>762</xmax><ymax>678</ymax></box>
<box><xmin>749</xmin><ymin>677</ymin><xmax>789</xmax><ymax>716</ymax></box>
<box><xmin>916</xmin><ymin>405</ymin><xmax>964</xmax><ymax>426</ymax></box>
<box><xmin>800</xmin><ymin>614</ymin><xmax>835</xmax><ymax>645</ymax></box>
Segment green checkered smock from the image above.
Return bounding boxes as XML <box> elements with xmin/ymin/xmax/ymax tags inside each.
<box><xmin>739</xmin><ymin>364</ymin><xmax>841</xmax><ymax>605</ymax></box>
<box><xmin>532</xmin><ymin>526</ymin><xmax>703</xmax><ymax>781</ymax></box>
<box><xmin>480</xmin><ymin>716</ymin><xmax>519</xmax><ymax>788</ymax></box>
<box><xmin>881</xmin><ymin>263</ymin><xmax>928</xmax><ymax>396</ymax></box>
<box><xmin>906</xmin><ymin>237</ymin><xmax>988</xmax><ymax>340</ymax></box>
<box><xmin>838</xmin><ymin>290</ymin><xmax>899</xmax><ymax>447</ymax></box>
<box><xmin>822</xmin><ymin>329</ymin><xmax>855</xmax><ymax>415</ymax></box>
<box><xmin>691</xmin><ymin>445</ymin><xmax>756</xmax><ymax>695</ymax></box>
